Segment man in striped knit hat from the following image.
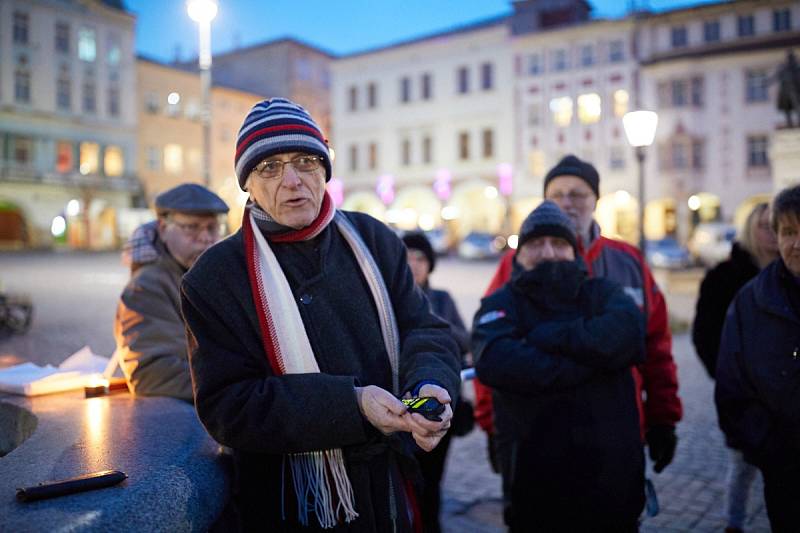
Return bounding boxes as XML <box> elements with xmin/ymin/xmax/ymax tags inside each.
<box><xmin>181</xmin><ymin>97</ymin><xmax>461</xmax><ymax>532</ymax></box>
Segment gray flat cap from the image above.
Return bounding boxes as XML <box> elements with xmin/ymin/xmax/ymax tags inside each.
<box><xmin>154</xmin><ymin>183</ymin><xmax>229</xmax><ymax>214</ymax></box>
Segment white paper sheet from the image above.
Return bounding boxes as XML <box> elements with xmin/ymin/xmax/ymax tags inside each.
<box><xmin>0</xmin><ymin>346</ymin><xmax>108</xmax><ymax>396</ymax></box>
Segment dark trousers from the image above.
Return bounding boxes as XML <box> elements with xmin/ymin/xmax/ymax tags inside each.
<box><xmin>415</xmin><ymin>432</ymin><xmax>453</xmax><ymax>533</ymax></box>
<box><xmin>762</xmin><ymin>464</ymin><xmax>800</xmax><ymax>533</ymax></box>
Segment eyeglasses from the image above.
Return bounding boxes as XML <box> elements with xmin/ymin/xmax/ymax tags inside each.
<box><xmin>253</xmin><ymin>154</ymin><xmax>325</xmax><ymax>180</ymax></box>
<box><xmin>168</xmin><ymin>219</ymin><xmax>221</xmax><ymax>238</ymax></box>
<box><xmin>546</xmin><ymin>190</ymin><xmax>594</xmax><ymax>204</ymax></box>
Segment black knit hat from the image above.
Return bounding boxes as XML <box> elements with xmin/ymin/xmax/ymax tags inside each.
<box><xmin>518</xmin><ymin>200</ymin><xmax>578</xmax><ymax>252</ymax></box>
<box><xmin>402</xmin><ymin>232</ymin><xmax>436</xmax><ymax>273</ymax></box>
<box><xmin>543</xmin><ymin>154</ymin><xmax>599</xmax><ymax>198</ymax></box>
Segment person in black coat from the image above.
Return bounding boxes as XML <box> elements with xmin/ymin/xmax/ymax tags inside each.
<box><xmin>402</xmin><ymin>231</ymin><xmax>470</xmax><ymax>533</ymax></box>
<box><xmin>472</xmin><ymin>201</ymin><xmax>646</xmax><ymax>532</ymax></box>
<box><xmin>715</xmin><ymin>184</ymin><xmax>800</xmax><ymax>533</ymax></box>
<box><xmin>181</xmin><ymin>98</ymin><xmax>460</xmax><ymax>532</ymax></box>
<box><xmin>691</xmin><ymin>202</ymin><xmax>777</xmax><ymax>533</ymax></box>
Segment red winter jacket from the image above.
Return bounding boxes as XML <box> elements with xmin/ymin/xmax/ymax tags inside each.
<box><xmin>473</xmin><ymin>227</ymin><xmax>683</xmax><ymax>437</ymax></box>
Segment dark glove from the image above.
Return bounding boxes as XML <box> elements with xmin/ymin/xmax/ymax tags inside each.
<box><xmin>646</xmin><ymin>425</ymin><xmax>677</xmax><ymax>473</ymax></box>
<box><xmin>487</xmin><ymin>433</ymin><xmax>500</xmax><ymax>474</ymax></box>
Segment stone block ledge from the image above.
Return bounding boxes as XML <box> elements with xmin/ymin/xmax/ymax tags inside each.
<box><xmin>0</xmin><ymin>391</ymin><xmax>230</xmax><ymax>532</ymax></box>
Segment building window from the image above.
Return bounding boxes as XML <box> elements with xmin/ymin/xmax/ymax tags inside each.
<box><xmin>671</xmin><ymin>26</ymin><xmax>688</xmax><ymax>48</ymax></box>
<box><xmin>692</xmin><ymin>139</ymin><xmax>705</xmax><ymax>170</ymax></box>
<box><xmin>104</xmin><ymin>145</ymin><xmax>124</xmax><ymax>176</ymax></box>
<box><xmin>348</xmin><ymin>86</ymin><xmax>357</xmax><ymax>112</ymax></box>
<box><xmin>738</xmin><ymin>15</ymin><xmax>755</xmax><ymax>37</ymax></box>
<box><xmin>79</xmin><ymin>142</ymin><xmax>100</xmax><ymax>174</ymax></box>
<box><xmin>14</xmin><ymin>64</ymin><xmax>31</xmax><ymax>104</ymax></box>
<box><xmin>367</xmin><ymin>83</ymin><xmax>377</xmax><ymax>109</ymax></box>
<box><xmin>400</xmin><ymin>77</ymin><xmax>411</xmax><ymax>103</ymax></box>
<box><xmin>55</xmin><ymin>22</ymin><xmax>70</xmax><ymax>53</ymax></box>
<box><xmin>608</xmin><ymin>40</ymin><xmax>624</xmax><ymax>63</ymax></box>
<box><xmin>613</xmin><ymin>89</ymin><xmax>629</xmax><ymax>117</ymax></box>
<box><xmin>78</xmin><ymin>28</ymin><xmax>96</xmax><ymax>62</ymax></box>
<box><xmin>482</xmin><ymin>129</ymin><xmax>494</xmax><ymax>158</ymax></box>
<box><xmin>528</xmin><ymin>54</ymin><xmax>542</xmax><ymax>75</ymax></box>
<box><xmin>13</xmin><ymin>137</ymin><xmax>33</xmax><ymax>166</ymax></box>
<box><xmin>163</xmin><ymin>144</ymin><xmax>183</xmax><ymax>174</ymax></box>
<box><xmin>704</xmin><ymin>20</ymin><xmax>720</xmax><ymax>43</ymax></box>
<box><xmin>82</xmin><ymin>79</ymin><xmax>96</xmax><ymax>113</ymax></box>
<box><xmin>108</xmin><ymin>86</ymin><xmax>120</xmax><ymax>117</ymax></box>
<box><xmin>422</xmin><ymin>136</ymin><xmax>432</xmax><ymax>164</ymax></box>
<box><xmin>57</xmin><ymin>67</ymin><xmax>71</xmax><ymax>110</ymax></box>
<box><xmin>549</xmin><ymin>96</ymin><xmax>573</xmax><ymax>127</ymax></box>
<box><xmin>528</xmin><ymin>104</ymin><xmax>541</xmax><ymax>126</ymax></box>
<box><xmin>56</xmin><ymin>141</ymin><xmax>73</xmax><ymax>173</ymax></box>
<box><xmin>747</xmin><ymin>135</ymin><xmax>768</xmax><ymax>167</ymax></box>
<box><xmin>746</xmin><ymin>70</ymin><xmax>769</xmax><ymax>102</ymax></box>
<box><xmin>349</xmin><ymin>144</ymin><xmax>358</xmax><ymax>172</ymax></box>
<box><xmin>580</xmin><ymin>45</ymin><xmax>594</xmax><ymax>68</ymax></box>
<box><xmin>295</xmin><ymin>58</ymin><xmax>311</xmax><ymax>81</ymax></box>
<box><xmin>552</xmin><ymin>49</ymin><xmax>568</xmax><ymax>72</ymax></box>
<box><xmin>773</xmin><ymin>9</ymin><xmax>792</xmax><ymax>32</ymax></box>
<box><xmin>691</xmin><ymin>77</ymin><xmax>704</xmax><ymax>107</ymax></box>
<box><xmin>146</xmin><ymin>146</ymin><xmax>160</xmax><ymax>171</ymax></box>
<box><xmin>610</xmin><ymin>146</ymin><xmax>625</xmax><ymax>170</ymax></box>
<box><xmin>368</xmin><ymin>143</ymin><xmax>377</xmax><ymax>170</ymax></box>
<box><xmin>421</xmin><ymin>73</ymin><xmax>432</xmax><ymax>100</ymax></box>
<box><xmin>577</xmin><ymin>93</ymin><xmax>602</xmax><ymax>124</ymax></box>
<box><xmin>458</xmin><ymin>131</ymin><xmax>470</xmax><ymax>160</ymax></box>
<box><xmin>13</xmin><ymin>12</ymin><xmax>29</xmax><ymax>45</ymax></box>
<box><xmin>671</xmin><ymin>141</ymin><xmax>688</xmax><ymax>169</ymax></box>
<box><xmin>107</xmin><ymin>35</ymin><xmax>121</xmax><ymax>66</ymax></box>
<box><xmin>457</xmin><ymin>66</ymin><xmax>469</xmax><ymax>94</ymax></box>
<box><xmin>145</xmin><ymin>92</ymin><xmax>159</xmax><ymax>113</ymax></box>
<box><xmin>671</xmin><ymin>79</ymin><xmax>688</xmax><ymax>106</ymax></box>
<box><xmin>401</xmin><ymin>139</ymin><xmax>411</xmax><ymax>166</ymax></box>
<box><xmin>481</xmin><ymin>62</ymin><xmax>494</xmax><ymax>90</ymax></box>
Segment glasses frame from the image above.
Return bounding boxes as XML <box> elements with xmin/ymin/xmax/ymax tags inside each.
<box><xmin>253</xmin><ymin>154</ymin><xmax>325</xmax><ymax>180</ymax></box>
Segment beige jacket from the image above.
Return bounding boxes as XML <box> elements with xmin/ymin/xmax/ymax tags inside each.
<box><xmin>114</xmin><ymin>244</ymin><xmax>192</xmax><ymax>401</ymax></box>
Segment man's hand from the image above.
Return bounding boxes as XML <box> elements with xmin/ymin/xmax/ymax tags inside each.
<box><xmin>404</xmin><ymin>384</ymin><xmax>453</xmax><ymax>452</ymax></box>
<box><xmin>355</xmin><ymin>385</ymin><xmax>410</xmax><ymax>435</ymax></box>
<box><xmin>646</xmin><ymin>425</ymin><xmax>677</xmax><ymax>473</ymax></box>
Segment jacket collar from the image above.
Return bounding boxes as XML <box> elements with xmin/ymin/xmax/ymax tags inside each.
<box><xmin>752</xmin><ymin>259</ymin><xmax>800</xmax><ymax>324</ymax></box>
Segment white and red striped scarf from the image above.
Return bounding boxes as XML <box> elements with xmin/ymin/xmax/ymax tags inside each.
<box><xmin>243</xmin><ymin>191</ymin><xmax>400</xmax><ymax>528</ymax></box>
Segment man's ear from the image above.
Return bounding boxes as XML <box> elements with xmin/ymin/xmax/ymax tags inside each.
<box><xmin>156</xmin><ymin>217</ymin><xmax>168</xmax><ymax>238</ymax></box>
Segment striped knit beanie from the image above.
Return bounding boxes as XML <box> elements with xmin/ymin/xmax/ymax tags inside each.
<box><xmin>234</xmin><ymin>97</ymin><xmax>331</xmax><ymax>189</ymax></box>
<box><xmin>518</xmin><ymin>200</ymin><xmax>578</xmax><ymax>251</ymax></box>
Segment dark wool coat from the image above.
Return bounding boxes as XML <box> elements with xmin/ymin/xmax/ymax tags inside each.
<box><xmin>181</xmin><ymin>211</ymin><xmax>461</xmax><ymax>532</ymax></box>
<box><xmin>692</xmin><ymin>242</ymin><xmax>760</xmax><ymax>377</ymax></box>
<box><xmin>424</xmin><ymin>286</ymin><xmax>469</xmax><ymax>357</ymax></box>
<box><xmin>715</xmin><ymin>259</ymin><xmax>800</xmax><ymax>472</ymax></box>
<box><xmin>473</xmin><ymin>259</ymin><xmax>646</xmax><ymax>531</ymax></box>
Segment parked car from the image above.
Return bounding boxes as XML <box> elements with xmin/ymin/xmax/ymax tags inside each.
<box><xmin>457</xmin><ymin>232</ymin><xmax>505</xmax><ymax>260</ymax></box>
<box><xmin>424</xmin><ymin>228</ymin><xmax>450</xmax><ymax>255</ymax></box>
<box><xmin>688</xmin><ymin>222</ymin><xmax>736</xmax><ymax>267</ymax></box>
<box><xmin>645</xmin><ymin>238</ymin><xmax>692</xmax><ymax>270</ymax></box>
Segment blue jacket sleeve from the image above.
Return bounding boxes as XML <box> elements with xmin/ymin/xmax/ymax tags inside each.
<box><xmin>472</xmin><ymin>291</ymin><xmax>595</xmax><ymax>395</ymax></box>
<box><xmin>524</xmin><ymin>281</ymin><xmax>646</xmax><ymax>370</ymax></box>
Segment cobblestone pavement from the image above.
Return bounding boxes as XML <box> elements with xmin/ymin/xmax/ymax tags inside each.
<box><xmin>0</xmin><ymin>252</ymin><xmax>773</xmax><ymax>532</ymax></box>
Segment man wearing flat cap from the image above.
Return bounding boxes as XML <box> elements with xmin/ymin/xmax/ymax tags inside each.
<box><xmin>181</xmin><ymin>97</ymin><xmax>460</xmax><ymax>531</ymax></box>
<box><xmin>114</xmin><ymin>183</ymin><xmax>229</xmax><ymax>401</ymax></box>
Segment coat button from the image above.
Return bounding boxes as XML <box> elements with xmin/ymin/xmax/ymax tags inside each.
<box><xmin>300</xmin><ymin>294</ymin><xmax>313</xmax><ymax>305</ymax></box>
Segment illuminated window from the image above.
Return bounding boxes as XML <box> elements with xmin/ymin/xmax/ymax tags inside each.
<box><xmin>550</xmin><ymin>97</ymin><xmax>573</xmax><ymax>127</ymax></box>
<box><xmin>163</xmin><ymin>144</ymin><xmax>183</xmax><ymax>174</ymax></box>
<box><xmin>613</xmin><ymin>89</ymin><xmax>629</xmax><ymax>117</ymax></box>
<box><xmin>79</xmin><ymin>142</ymin><xmax>100</xmax><ymax>175</ymax></box>
<box><xmin>578</xmin><ymin>93</ymin><xmax>601</xmax><ymax>124</ymax></box>
<box><xmin>107</xmin><ymin>35</ymin><xmax>121</xmax><ymax>66</ymax></box>
<box><xmin>104</xmin><ymin>145</ymin><xmax>124</xmax><ymax>176</ymax></box>
<box><xmin>78</xmin><ymin>28</ymin><xmax>96</xmax><ymax>62</ymax></box>
<box><xmin>56</xmin><ymin>141</ymin><xmax>73</xmax><ymax>173</ymax></box>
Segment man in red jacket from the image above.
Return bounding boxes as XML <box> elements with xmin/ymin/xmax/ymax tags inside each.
<box><xmin>475</xmin><ymin>154</ymin><xmax>682</xmax><ymax>474</ymax></box>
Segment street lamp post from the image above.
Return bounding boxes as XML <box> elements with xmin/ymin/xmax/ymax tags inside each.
<box><xmin>622</xmin><ymin>110</ymin><xmax>659</xmax><ymax>255</ymax></box>
<box><xmin>187</xmin><ymin>0</ymin><xmax>218</xmax><ymax>188</ymax></box>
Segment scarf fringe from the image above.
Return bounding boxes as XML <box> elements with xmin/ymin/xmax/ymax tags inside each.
<box><xmin>289</xmin><ymin>450</ymin><xmax>359</xmax><ymax>528</ymax></box>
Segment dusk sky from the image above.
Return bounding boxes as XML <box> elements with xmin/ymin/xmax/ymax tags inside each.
<box><xmin>128</xmin><ymin>0</ymin><xmax>723</xmax><ymax>62</ymax></box>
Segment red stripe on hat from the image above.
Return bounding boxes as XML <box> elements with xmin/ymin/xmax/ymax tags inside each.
<box><xmin>235</xmin><ymin>124</ymin><xmax>325</xmax><ymax>160</ymax></box>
